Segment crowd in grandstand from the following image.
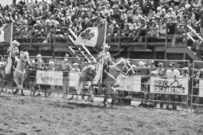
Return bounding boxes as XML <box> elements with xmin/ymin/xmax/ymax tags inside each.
<box><xmin>0</xmin><ymin>0</ymin><xmax>202</xmax><ymax>50</ymax></box>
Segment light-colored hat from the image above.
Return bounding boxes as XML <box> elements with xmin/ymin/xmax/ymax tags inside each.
<box><xmin>132</xmin><ymin>64</ymin><xmax>136</xmax><ymax>68</ymax></box>
<box><xmin>102</xmin><ymin>43</ymin><xmax>110</xmax><ymax>49</ymax></box>
<box><xmin>182</xmin><ymin>67</ymin><xmax>188</xmax><ymax>70</ymax></box>
<box><xmin>73</xmin><ymin>63</ymin><xmax>79</xmax><ymax>66</ymax></box>
<box><xmin>158</xmin><ymin>62</ymin><xmax>163</xmax><ymax>66</ymax></box>
<box><xmin>169</xmin><ymin>62</ymin><xmax>175</xmax><ymax>67</ymax></box>
<box><xmin>65</xmin><ymin>54</ymin><xmax>69</xmax><ymax>57</ymax></box>
<box><xmin>151</xmin><ymin>70</ymin><xmax>158</xmax><ymax>75</ymax></box>
<box><xmin>36</xmin><ymin>54</ymin><xmax>42</xmax><ymax>58</ymax></box>
<box><xmin>12</xmin><ymin>40</ymin><xmax>20</xmax><ymax>46</ymax></box>
<box><xmin>49</xmin><ymin>61</ymin><xmax>54</xmax><ymax>65</ymax></box>
<box><xmin>157</xmin><ymin>7</ymin><xmax>161</xmax><ymax>11</ymax></box>
<box><xmin>138</xmin><ymin>61</ymin><xmax>145</xmax><ymax>67</ymax></box>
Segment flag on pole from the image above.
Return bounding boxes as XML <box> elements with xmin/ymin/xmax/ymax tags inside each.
<box><xmin>0</xmin><ymin>23</ymin><xmax>12</xmax><ymax>42</ymax></box>
<box><xmin>74</xmin><ymin>23</ymin><xmax>106</xmax><ymax>48</ymax></box>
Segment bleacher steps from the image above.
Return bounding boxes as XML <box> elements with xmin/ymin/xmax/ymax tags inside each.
<box><xmin>67</xmin><ymin>29</ymin><xmax>97</xmax><ymax>63</ymax></box>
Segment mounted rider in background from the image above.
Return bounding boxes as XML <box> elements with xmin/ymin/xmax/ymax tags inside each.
<box><xmin>5</xmin><ymin>40</ymin><xmax>20</xmax><ymax>76</ymax></box>
<box><xmin>93</xmin><ymin>43</ymin><xmax>114</xmax><ymax>85</ymax></box>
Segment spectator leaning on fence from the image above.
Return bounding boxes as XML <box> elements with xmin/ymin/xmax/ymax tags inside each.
<box><xmin>35</xmin><ymin>54</ymin><xmax>45</xmax><ymax>70</ymax></box>
<box><xmin>70</xmin><ymin>62</ymin><xmax>81</xmax><ymax>100</ymax></box>
<box><xmin>61</xmin><ymin>53</ymin><xmax>72</xmax><ymax>98</ymax></box>
<box><xmin>165</xmin><ymin>62</ymin><xmax>180</xmax><ymax>110</ymax></box>
<box><xmin>48</xmin><ymin>60</ymin><xmax>55</xmax><ymax>97</ymax></box>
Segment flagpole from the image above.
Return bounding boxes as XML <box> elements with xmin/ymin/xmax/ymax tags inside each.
<box><xmin>10</xmin><ymin>22</ymin><xmax>13</xmax><ymax>48</ymax></box>
<box><xmin>100</xmin><ymin>20</ymin><xmax>107</xmax><ymax>84</ymax></box>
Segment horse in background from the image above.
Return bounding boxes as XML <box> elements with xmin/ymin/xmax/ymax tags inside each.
<box><xmin>77</xmin><ymin>63</ymin><xmax>96</xmax><ymax>103</ymax></box>
<box><xmin>13</xmin><ymin>51</ymin><xmax>30</xmax><ymax>96</ymax></box>
<box><xmin>103</xmin><ymin>58</ymin><xmax>130</xmax><ymax>106</ymax></box>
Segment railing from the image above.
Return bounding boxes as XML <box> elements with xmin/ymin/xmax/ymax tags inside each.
<box><xmin>12</xmin><ymin>23</ymin><xmax>192</xmax><ymax>50</ymax></box>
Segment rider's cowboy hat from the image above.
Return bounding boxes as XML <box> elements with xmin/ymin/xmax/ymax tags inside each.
<box><xmin>102</xmin><ymin>43</ymin><xmax>110</xmax><ymax>49</ymax></box>
<box><xmin>12</xmin><ymin>40</ymin><xmax>20</xmax><ymax>46</ymax></box>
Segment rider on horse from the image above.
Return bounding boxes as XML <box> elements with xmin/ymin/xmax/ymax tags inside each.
<box><xmin>6</xmin><ymin>40</ymin><xmax>20</xmax><ymax>76</ymax></box>
<box><xmin>93</xmin><ymin>43</ymin><xmax>114</xmax><ymax>85</ymax></box>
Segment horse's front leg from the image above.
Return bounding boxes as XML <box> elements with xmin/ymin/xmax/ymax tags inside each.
<box><xmin>103</xmin><ymin>87</ymin><xmax>108</xmax><ymax>106</ymax></box>
<box><xmin>21</xmin><ymin>89</ymin><xmax>25</xmax><ymax>96</ymax></box>
<box><xmin>110</xmin><ymin>86</ymin><xmax>117</xmax><ymax>106</ymax></box>
<box><xmin>13</xmin><ymin>89</ymin><xmax>19</xmax><ymax>96</ymax></box>
<box><xmin>88</xmin><ymin>85</ymin><xmax>94</xmax><ymax>102</ymax></box>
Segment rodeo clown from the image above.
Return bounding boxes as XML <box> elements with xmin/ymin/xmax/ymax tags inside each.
<box><xmin>93</xmin><ymin>43</ymin><xmax>113</xmax><ymax>85</ymax></box>
<box><xmin>5</xmin><ymin>40</ymin><xmax>20</xmax><ymax>75</ymax></box>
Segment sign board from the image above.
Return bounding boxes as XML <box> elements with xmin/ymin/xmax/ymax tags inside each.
<box><xmin>150</xmin><ymin>77</ymin><xmax>188</xmax><ymax>95</ymax></box>
<box><xmin>69</xmin><ymin>72</ymin><xmax>81</xmax><ymax>88</ymax></box>
<box><xmin>36</xmin><ymin>70</ymin><xmax>63</xmax><ymax>86</ymax></box>
<box><xmin>116</xmin><ymin>74</ymin><xmax>141</xmax><ymax>92</ymax></box>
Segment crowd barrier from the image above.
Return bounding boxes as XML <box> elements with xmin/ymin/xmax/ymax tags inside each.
<box><xmin>2</xmin><ymin>58</ymin><xmax>203</xmax><ymax>111</ymax></box>
<box><xmin>191</xmin><ymin>61</ymin><xmax>203</xmax><ymax>111</ymax></box>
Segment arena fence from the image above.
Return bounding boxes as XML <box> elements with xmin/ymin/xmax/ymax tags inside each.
<box><xmin>191</xmin><ymin>61</ymin><xmax>203</xmax><ymax>112</ymax></box>
<box><xmin>113</xmin><ymin>59</ymin><xmax>190</xmax><ymax>108</ymax></box>
<box><xmin>0</xmin><ymin>58</ymin><xmax>193</xmax><ymax>110</ymax></box>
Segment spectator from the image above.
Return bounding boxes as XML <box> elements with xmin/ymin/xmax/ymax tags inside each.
<box><xmin>165</xmin><ymin>62</ymin><xmax>180</xmax><ymax>110</ymax></box>
<box><xmin>61</xmin><ymin>54</ymin><xmax>72</xmax><ymax>98</ymax></box>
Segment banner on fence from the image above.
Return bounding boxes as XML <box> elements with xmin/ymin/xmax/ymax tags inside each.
<box><xmin>36</xmin><ymin>70</ymin><xmax>63</xmax><ymax>86</ymax></box>
<box><xmin>69</xmin><ymin>72</ymin><xmax>81</xmax><ymax>88</ymax></box>
<box><xmin>116</xmin><ymin>74</ymin><xmax>141</xmax><ymax>92</ymax></box>
<box><xmin>150</xmin><ymin>77</ymin><xmax>188</xmax><ymax>95</ymax></box>
<box><xmin>199</xmin><ymin>80</ymin><xmax>203</xmax><ymax>97</ymax></box>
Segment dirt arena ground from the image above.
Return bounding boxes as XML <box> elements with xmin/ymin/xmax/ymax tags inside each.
<box><xmin>0</xmin><ymin>94</ymin><xmax>203</xmax><ymax>135</ymax></box>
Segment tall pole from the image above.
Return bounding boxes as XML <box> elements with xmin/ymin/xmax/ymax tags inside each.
<box><xmin>100</xmin><ymin>20</ymin><xmax>107</xmax><ymax>84</ymax></box>
<box><xmin>10</xmin><ymin>22</ymin><xmax>13</xmax><ymax>48</ymax></box>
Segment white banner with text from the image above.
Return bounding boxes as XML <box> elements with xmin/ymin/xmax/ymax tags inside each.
<box><xmin>116</xmin><ymin>74</ymin><xmax>141</xmax><ymax>92</ymax></box>
<box><xmin>36</xmin><ymin>70</ymin><xmax>63</xmax><ymax>86</ymax></box>
<box><xmin>150</xmin><ymin>77</ymin><xmax>188</xmax><ymax>95</ymax></box>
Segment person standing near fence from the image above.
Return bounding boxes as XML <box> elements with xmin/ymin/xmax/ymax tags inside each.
<box><xmin>70</xmin><ymin>63</ymin><xmax>81</xmax><ymax>100</ymax></box>
<box><xmin>35</xmin><ymin>54</ymin><xmax>45</xmax><ymax>70</ymax></box>
<box><xmin>47</xmin><ymin>60</ymin><xmax>55</xmax><ymax>97</ymax></box>
<box><xmin>35</xmin><ymin>54</ymin><xmax>45</xmax><ymax>96</ymax></box>
<box><xmin>61</xmin><ymin>54</ymin><xmax>72</xmax><ymax>98</ymax></box>
<box><xmin>165</xmin><ymin>62</ymin><xmax>180</xmax><ymax>110</ymax></box>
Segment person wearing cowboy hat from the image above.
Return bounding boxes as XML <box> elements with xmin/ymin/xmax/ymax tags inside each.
<box><xmin>35</xmin><ymin>54</ymin><xmax>45</xmax><ymax>70</ymax></box>
<box><xmin>71</xmin><ymin>63</ymin><xmax>80</xmax><ymax>72</ymax></box>
<box><xmin>5</xmin><ymin>40</ymin><xmax>20</xmax><ymax>75</ymax></box>
<box><xmin>93</xmin><ymin>43</ymin><xmax>113</xmax><ymax>85</ymax></box>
